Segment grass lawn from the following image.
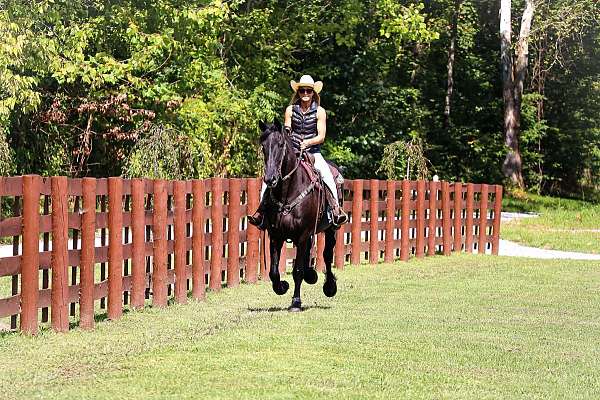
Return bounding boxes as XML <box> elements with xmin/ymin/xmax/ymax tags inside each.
<box><xmin>502</xmin><ymin>193</ymin><xmax>600</xmax><ymax>253</ymax></box>
<box><xmin>1</xmin><ymin>255</ymin><xmax>600</xmax><ymax>399</ymax></box>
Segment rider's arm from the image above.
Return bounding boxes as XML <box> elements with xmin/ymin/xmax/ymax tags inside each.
<box><xmin>301</xmin><ymin>107</ymin><xmax>326</xmax><ymax>149</ymax></box>
<box><xmin>284</xmin><ymin>106</ymin><xmax>293</xmax><ymax>130</ymax></box>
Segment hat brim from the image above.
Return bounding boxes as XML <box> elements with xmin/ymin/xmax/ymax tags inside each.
<box><xmin>290</xmin><ymin>80</ymin><xmax>323</xmax><ymax>94</ymax></box>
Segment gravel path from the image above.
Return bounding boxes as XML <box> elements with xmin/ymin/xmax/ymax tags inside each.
<box><xmin>499</xmin><ymin>212</ymin><xmax>599</xmax><ymax>260</ymax></box>
<box><xmin>498</xmin><ymin>239</ymin><xmax>600</xmax><ymax>260</ymax></box>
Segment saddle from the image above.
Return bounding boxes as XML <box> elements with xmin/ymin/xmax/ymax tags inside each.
<box><xmin>300</xmin><ymin>153</ymin><xmax>344</xmax><ymax>215</ymax></box>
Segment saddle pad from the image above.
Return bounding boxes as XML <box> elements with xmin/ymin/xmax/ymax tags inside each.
<box><xmin>300</xmin><ymin>159</ymin><xmax>319</xmax><ymax>183</ymax></box>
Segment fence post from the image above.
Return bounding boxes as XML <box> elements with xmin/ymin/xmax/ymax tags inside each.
<box><xmin>478</xmin><ymin>184</ymin><xmax>489</xmax><ymax>254</ymax></box>
<box><xmin>108</xmin><ymin>177</ymin><xmax>123</xmax><ymax>320</ymax></box>
<box><xmin>280</xmin><ymin>240</ymin><xmax>287</xmax><ymax>274</ymax></box>
<box><xmin>130</xmin><ymin>179</ymin><xmax>145</xmax><ymax>309</ymax></box>
<box><xmin>441</xmin><ymin>181</ymin><xmax>452</xmax><ymax>256</ymax></box>
<box><xmin>51</xmin><ymin>176</ymin><xmax>69</xmax><ymax>332</ymax></box>
<box><xmin>400</xmin><ymin>180</ymin><xmax>410</xmax><ymax>261</ymax></box>
<box><xmin>316</xmin><ymin>233</ymin><xmax>325</xmax><ymax>272</ymax></box>
<box><xmin>334</xmin><ymin>182</ymin><xmax>346</xmax><ymax>269</ymax></box>
<box><xmin>427</xmin><ymin>181</ymin><xmax>438</xmax><ymax>256</ymax></box>
<box><xmin>152</xmin><ymin>180</ymin><xmax>168</xmax><ymax>307</ymax></box>
<box><xmin>41</xmin><ymin>196</ymin><xmax>50</xmax><ymax>323</ymax></box>
<box><xmin>174</xmin><ymin>180</ymin><xmax>187</xmax><ymax>303</ymax></box>
<box><xmin>70</xmin><ymin>196</ymin><xmax>80</xmax><ymax>317</ymax></box>
<box><xmin>246</xmin><ymin>178</ymin><xmax>260</xmax><ymax>282</ymax></box>
<box><xmin>334</xmin><ymin>227</ymin><xmax>345</xmax><ymax>269</ymax></box>
<box><xmin>80</xmin><ymin>178</ymin><xmax>96</xmax><ymax>329</ymax></box>
<box><xmin>384</xmin><ymin>180</ymin><xmax>395</xmax><ymax>263</ymax></box>
<box><xmin>453</xmin><ymin>182</ymin><xmax>463</xmax><ymax>252</ymax></box>
<box><xmin>350</xmin><ymin>180</ymin><xmax>363</xmax><ymax>265</ymax></box>
<box><xmin>369</xmin><ymin>179</ymin><xmax>379</xmax><ymax>264</ymax></box>
<box><xmin>227</xmin><ymin>179</ymin><xmax>241</xmax><ymax>287</ymax></box>
<box><xmin>210</xmin><ymin>178</ymin><xmax>223</xmax><ymax>291</ymax></box>
<box><xmin>261</xmin><ymin>230</ymin><xmax>271</xmax><ymax>280</ymax></box>
<box><xmin>21</xmin><ymin>175</ymin><xmax>40</xmax><ymax>335</ymax></box>
<box><xmin>416</xmin><ymin>180</ymin><xmax>426</xmax><ymax>258</ymax></box>
<box><xmin>192</xmin><ymin>179</ymin><xmax>206</xmax><ymax>299</ymax></box>
<box><xmin>491</xmin><ymin>185</ymin><xmax>503</xmax><ymax>255</ymax></box>
<box><xmin>465</xmin><ymin>183</ymin><xmax>474</xmax><ymax>253</ymax></box>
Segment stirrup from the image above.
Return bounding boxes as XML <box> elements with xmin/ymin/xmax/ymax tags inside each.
<box><xmin>332</xmin><ymin>208</ymin><xmax>348</xmax><ymax>228</ymax></box>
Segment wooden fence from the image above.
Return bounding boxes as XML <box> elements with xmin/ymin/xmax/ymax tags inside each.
<box><xmin>0</xmin><ymin>175</ymin><xmax>502</xmax><ymax>334</ymax></box>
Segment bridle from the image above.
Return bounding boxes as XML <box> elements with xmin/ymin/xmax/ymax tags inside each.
<box><xmin>268</xmin><ymin>128</ymin><xmax>302</xmax><ymax>185</ymax></box>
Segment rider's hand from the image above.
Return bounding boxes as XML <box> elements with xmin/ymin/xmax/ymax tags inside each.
<box><xmin>300</xmin><ymin>140</ymin><xmax>309</xmax><ymax>150</ymax></box>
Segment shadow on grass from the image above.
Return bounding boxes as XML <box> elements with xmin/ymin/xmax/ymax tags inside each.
<box><xmin>248</xmin><ymin>304</ymin><xmax>331</xmax><ymax>313</ymax></box>
<box><xmin>0</xmin><ymin>329</ymin><xmax>16</xmax><ymax>338</ymax></box>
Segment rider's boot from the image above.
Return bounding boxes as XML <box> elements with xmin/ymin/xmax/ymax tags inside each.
<box><xmin>248</xmin><ymin>195</ymin><xmax>269</xmax><ymax>231</ymax></box>
<box><xmin>325</xmin><ymin>188</ymin><xmax>348</xmax><ymax>228</ymax></box>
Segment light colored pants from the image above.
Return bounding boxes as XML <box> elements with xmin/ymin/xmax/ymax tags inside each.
<box><xmin>260</xmin><ymin>153</ymin><xmax>339</xmax><ymax>202</ymax></box>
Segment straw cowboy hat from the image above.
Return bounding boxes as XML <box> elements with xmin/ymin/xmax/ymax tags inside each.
<box><xmin>290</xmin><ymin>75</ymin><xmax>323</xmax><ymax>94</ymax></box>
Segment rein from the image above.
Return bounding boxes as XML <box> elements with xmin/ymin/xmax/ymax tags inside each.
<box><xmin>280</xmin><ymin>137</ymin><xmax>301</xmax><ymax>182</ymax></box>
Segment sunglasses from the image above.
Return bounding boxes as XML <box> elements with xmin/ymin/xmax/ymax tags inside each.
<box><xmin>298</xmin><ymin>88</ymin><xmax>313</xmax><ymax>94</ymax></box>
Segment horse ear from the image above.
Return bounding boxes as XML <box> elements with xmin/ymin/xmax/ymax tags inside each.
<box><xmin>259</xmin><ymin>120</ymin><xmax>267</xmax><ymax>131</ymax></box>
<box><xmin>273</xmin><ymin>118</ymin><xmax>282</xmax><ymax>132</ymax></box>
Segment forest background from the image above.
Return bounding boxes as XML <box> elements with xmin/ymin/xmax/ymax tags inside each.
<box><xmin>1</xmin><ymin>0</ymin><xmax>598</xmax><ymax>200</ymax></box>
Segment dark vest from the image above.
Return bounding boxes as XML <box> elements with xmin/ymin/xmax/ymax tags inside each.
<box><xmin>291</xmin><ymin>101</ymin><xmax>321</xmax><ymax>153</ymax></box>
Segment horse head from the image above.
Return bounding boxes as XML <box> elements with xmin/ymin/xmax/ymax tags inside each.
<box><xmin>259</xmin><ymin>118</ymin><xmax>289</xmax><ymax>188</ymax></box>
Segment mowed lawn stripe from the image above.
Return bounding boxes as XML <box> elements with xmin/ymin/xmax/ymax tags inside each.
<box><xmin>1</xmin><ymin>255</ymin><xmax>600</xmax><ymax>399</ymax></box>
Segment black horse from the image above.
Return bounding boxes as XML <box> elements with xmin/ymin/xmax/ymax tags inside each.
<box><xmin>258</xmin><ymin>119</ymin><xmax>338</xmax><ymax>311</ymax></box>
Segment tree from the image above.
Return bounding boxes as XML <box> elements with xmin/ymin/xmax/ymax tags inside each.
<box><xmin>500</xmin><ymin>0</ymin><xmax>535</xmax><ymax>189</ymax></box>
<box><xmin>444</xmin><ymin>0</ymin><xmax>463</xmax><ymax>128</ymax></box>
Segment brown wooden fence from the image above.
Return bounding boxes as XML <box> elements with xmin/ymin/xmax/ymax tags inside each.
<box><xmin>0</xmin><ymin>175</ymin><xmax>502</xmax><ymax>334</ymax></box>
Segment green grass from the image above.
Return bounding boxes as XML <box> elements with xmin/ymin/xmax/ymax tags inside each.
<box><xmin>1</xmin><ymin>255</ymin><xmax>600</xmax><ymax>399</ymax></box>
<box><xmin>502</xmin><ymin>193</ymin><xmax>600</xmax><ymax>253</ymax></box>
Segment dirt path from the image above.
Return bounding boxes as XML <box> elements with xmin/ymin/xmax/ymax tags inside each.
<box><xmin>499</xmin><ymin>212</ymin><xmax>600</xmax><ymax>260</ymax></box>
<box><xmin>498</xmin><ymin>239</ymin><xmax>600</xmax><ymax>260</ymax></box>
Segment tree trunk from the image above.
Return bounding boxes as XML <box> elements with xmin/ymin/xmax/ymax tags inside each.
<box><xmin>514</xmin><ymin>0</ymin><xmax>535</xmax><ymax>131</ymax></box>
<box><xmin>500</xmin><ymin>0</ymin><xmax>534</xmax><ymax>189</ymax></box>
<box><xmin>444</xmin><ymin>0</ymin><xmax>462</xmax><ymax>129</ymax></box>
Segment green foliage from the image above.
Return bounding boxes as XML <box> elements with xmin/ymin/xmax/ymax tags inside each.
<box><xmin>124</xmin><ymin>124</ymin><xmax>194</xmax><ymax>180</ymax></box>
<box><xmin>0</xmin><ymin>0</ymin><xmax>597</xmax><ymax>201</ymax></box>
<box><xmin>0</xmin><ymin>132</ymin><xmax>13</xmax><ymax>176</ymax></box>
<box><xmin>177</xmin><ymin>83</ymin><xmax>279</xmax><ymax>178</ymax></box>
<box><xmin>519</xmin><ymin>93</ymin><xmax>548</xmax><ymax>193</ymax></box>
<box><xmin>377</xmin><ymin>136</ymin><xmax>430</xmax><ymax>180</ymax></box>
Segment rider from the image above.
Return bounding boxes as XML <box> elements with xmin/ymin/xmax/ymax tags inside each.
<box><xmin>248</xmin><ymin>75</ymin><xmax>348</xmax><ymax>230</ymax></box>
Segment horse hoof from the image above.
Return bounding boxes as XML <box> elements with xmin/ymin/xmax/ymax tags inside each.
<box><xmin>323</xmin><ymin>279</ymin><xmax>337</xmax><ymax>297</ymax></box>
<box><xmin>288</xmin><ymin>297</ymin><xmax>302</xmax><ymax>312</ymax></box>
<box><xmin>304</xmin><ymin>268</ymin><xmax>318</xmax><ymax>284</ymax></box>
<box><xmin>273</xmin><ymin>280</ymin><xmax>289</xmax><ymax>295</ymax></box>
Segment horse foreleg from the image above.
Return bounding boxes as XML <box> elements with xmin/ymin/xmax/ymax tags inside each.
<box><xmin>302</xmin><ymin>235</ymin><xmax>318</xmax><ymax>285</ymax></box>
<box><xmin>269</xmin><ymin>237</ymin><xmax>289</xmax><ymax>295</ymax></box>
<box><xmin>323</xmin><ymin>228</ymin><xmax>337</xmax><ymax>297</ymax></box>
<box><xmin>289</xmin><ymin>236</ymin><xmax>312</xmax><ymax>312</ymax></box>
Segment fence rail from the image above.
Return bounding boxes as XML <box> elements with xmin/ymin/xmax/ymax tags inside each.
<box><xmin>0</xmin><ymin>175</ymin><xmax>502</xmax><ymax>334</ymax></box>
